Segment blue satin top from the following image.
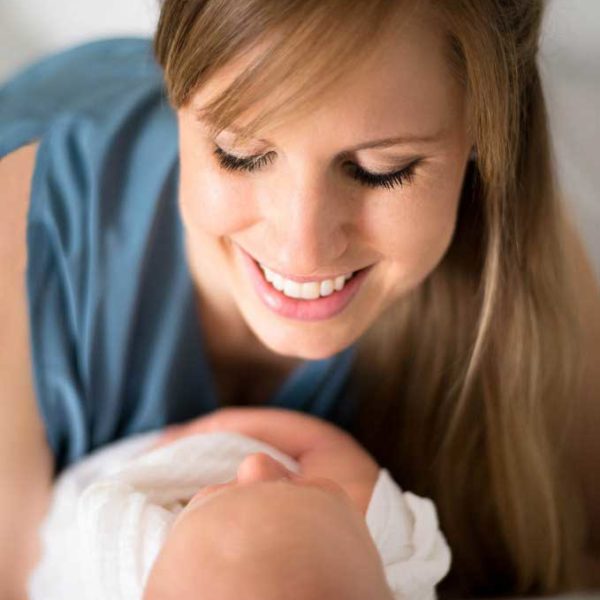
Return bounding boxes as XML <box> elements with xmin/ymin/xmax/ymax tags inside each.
<box><xmin>0</xmin><ymin>38</ymin><xmax>358</xmax><ymax>474</ymax></box>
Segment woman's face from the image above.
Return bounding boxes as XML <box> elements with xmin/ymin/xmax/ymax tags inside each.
<box><xmin>177</xmin><ymin>13</ymin><xmax>472</xmax><ymax>360</ymax></box>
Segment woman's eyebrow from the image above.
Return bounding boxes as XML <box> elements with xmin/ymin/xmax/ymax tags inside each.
<box><xmin>193</xmin><ymin>110</ymin><xmax>447</xmax><ymax>152</ymax></box>
<box><xmin>338</xmin><ymin>128</ymin><xmax>449</xmax><ymax>151</ymax></box>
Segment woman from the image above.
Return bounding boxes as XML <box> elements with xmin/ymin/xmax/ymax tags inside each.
<box><xmin>1</xmin><ymin>0</ymin><xmax>599</xmax><ymax>597</ymax></box>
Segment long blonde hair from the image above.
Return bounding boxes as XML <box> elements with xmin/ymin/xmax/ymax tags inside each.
<box><xmin>154</xmin><ymin>0</ymin><xmax>589</xmax><ymax>595</ymax></box>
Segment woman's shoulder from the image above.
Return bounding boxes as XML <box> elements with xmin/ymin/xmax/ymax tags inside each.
<box><xmin>0</xmin><ymin>40</ymin><xmax>196</xmax><ymax>472</ymax></box>
<box><xmin>1</xmin><ymin>36</ymin><xmax>180</xmax><ymax>239</ymax></box>
<box><xmin>0</xmin><ymin>37</ymin><xmax>169</xmax><ymax>158</ymax></box>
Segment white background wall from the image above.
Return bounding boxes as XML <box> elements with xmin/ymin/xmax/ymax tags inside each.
<box><xmin>1</xmin><ymin>0</ymin><xmax>599</xmax><ymax>277</ymax></box>
<box><xmin>539</xmin><ymin>1</ymin><xmax>600</xmax><ymax>278</ymax></box>
<box><xmin>0</xmin><ymin>0</ymin><xmax>160</xmax><ymax>79</ymax></box>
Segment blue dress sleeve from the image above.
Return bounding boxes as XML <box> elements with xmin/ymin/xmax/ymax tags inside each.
<box><xmin>3</xmin><ymin>39</ymin><xmax>212</xmax><ymax>473</ymax></box>
<box><xmin>0</xmin><ymin>37</ymin><xmax>161</xmax><ymax>157</ymax></box>
<box><xmin>25</xmin><ymin>118</ymin><xmax>89</xmax><ymax>468</ymax></box>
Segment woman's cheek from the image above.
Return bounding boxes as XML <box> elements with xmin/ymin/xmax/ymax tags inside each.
<box><xmin>367</xmin><ymin>183</ymin><xmax>460</xmax><ymax>294</ymax></box>
<box><xmin>181</xmin><ymin>167</ymin><xmax>257</xmax><ymax>236</ymax></box>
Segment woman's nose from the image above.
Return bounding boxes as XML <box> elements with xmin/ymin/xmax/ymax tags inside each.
<box><xmin>264</xmin><ymin>178</ymin><xmax>350</xmax><ymax>275</ymax></box>
<box><xmin>236</xmin><ymin>452</ymin><xmax>294</xmax><ymax>484</ymax></box>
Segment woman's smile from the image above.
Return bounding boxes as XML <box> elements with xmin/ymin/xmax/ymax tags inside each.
<box><xmin>234</xmin><ymin>242</ymin><xmax>375</xmax><ymax>321</ymax></box>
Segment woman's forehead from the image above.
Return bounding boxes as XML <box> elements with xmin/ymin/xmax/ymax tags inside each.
<box><xmin>186</xmin><ymin>10</ymin><xmax>464</xmax><ymax>147</ymax></box>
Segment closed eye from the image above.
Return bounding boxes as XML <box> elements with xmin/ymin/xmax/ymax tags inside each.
<box><xmin>212</xmin><ymin>145</ymin><xmax>419</xmax><ymax>191</ymax></box>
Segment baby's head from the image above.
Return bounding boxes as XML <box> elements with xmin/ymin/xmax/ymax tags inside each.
<box><xmin>143</xmin><ymin>452</ymin><xmax>394</xmax><ymax>600</ymax></box>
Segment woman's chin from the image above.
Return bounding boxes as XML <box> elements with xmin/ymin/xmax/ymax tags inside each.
<box><xmin>237</xmin><ymin>301</ymin><xmax>364</xmax><ymax>361</ymax></box>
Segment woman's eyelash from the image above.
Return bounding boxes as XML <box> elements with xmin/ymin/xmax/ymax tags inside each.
<box><xmin>346</xmin><ymin>161</ymin><xmax>417</xmax><ymax>190</ymax></box>
<box><xmin>213</xmin><ymin>146</ymin><xmax>275</xmax><ymax>173</ymax></box>
<box><xmin>212</xmin><ymin>145</ymin><xmax>418</xmax><ymax>191</ymax></box>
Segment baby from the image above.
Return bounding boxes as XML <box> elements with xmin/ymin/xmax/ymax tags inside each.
<box><xmin>28</xmin><ymin>407</ymin><xmax>451</xmax><ymax>600</ymax></box>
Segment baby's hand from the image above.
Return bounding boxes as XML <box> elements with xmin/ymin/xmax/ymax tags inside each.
<box><xmin>156</xmin><ymin>407</ymin><xmax>379</xmax><ymax>515</ymax></box>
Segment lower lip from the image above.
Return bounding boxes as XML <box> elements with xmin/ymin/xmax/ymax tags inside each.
<box><xmin>237</xmin><ymin>246</ymin><xmax>372</xmax><ymax>321</ymax></box>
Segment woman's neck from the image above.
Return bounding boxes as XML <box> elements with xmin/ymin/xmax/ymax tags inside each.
<box><xmin>195</xmin><ymin>292</ymin><xmax>302</xmax><ymax>406</ymax></box>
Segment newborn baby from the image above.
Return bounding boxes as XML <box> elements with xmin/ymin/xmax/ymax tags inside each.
<box><xmin>28</xmin><ymin>407</ymin><xmax>451</xmax><ymax>600</ymax></box>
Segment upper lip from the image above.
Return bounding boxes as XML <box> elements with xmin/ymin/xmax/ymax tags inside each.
<box><xmin>238</xmin><ymin>245</ymin><xmax>370</xmax><ymax>283</ymax></box>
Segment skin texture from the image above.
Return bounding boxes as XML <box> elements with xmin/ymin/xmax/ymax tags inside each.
<box><xmin>176</xmin><ymin>9</ymin><xmax>473</xmax><ymax>369</ymax></box>
<box><xmin>143</xmin><ymin>409</ymin><xmax>393</xmax><ymax>600</ymax></box>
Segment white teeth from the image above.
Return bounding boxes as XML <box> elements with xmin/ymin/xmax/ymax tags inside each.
<box><xmin>301</xmin><ymin>282</ymin><xmax>321</xmax><ymax>300</ymax></box>
<box><xmin>272</xmin><ymin>273</ymin><xmax>285</xmax><ymax>291</ymax></box>
<box><xmin>283</xmin><ymin>279</ymin><xmax>302</xmax><ymax>299</ymax></box>
<box><xmin>320</xmin><ymin>279</ymin><xmax>334</xmax><ymax>297</ymax></box>
<box><xmin>258</xmin><ymin>262</ymin><xmax>354</xmax><ymax>299</ymax></box>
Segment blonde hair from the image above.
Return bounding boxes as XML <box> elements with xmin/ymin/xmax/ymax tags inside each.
<box><xmin>154</xmin><ymin>0</ymin><xmax>589</xmax><ymax>595</ymax></box>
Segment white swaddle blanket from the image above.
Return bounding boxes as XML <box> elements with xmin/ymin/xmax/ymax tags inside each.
<box><xmin>28</xmin><ymin>431</ymin><xmax>451</xmax><ymax>600</ymax></box>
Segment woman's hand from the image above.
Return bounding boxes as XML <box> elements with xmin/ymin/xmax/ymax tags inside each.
<box><xmin>156</xmin><ymin>406</ymin><xmax>350</xmax><ymax>456</ymax></box>
<box><xmin>155</xmin><ymin>407</ymin><xmax>380</xmax><ymax>515</ymax></box>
